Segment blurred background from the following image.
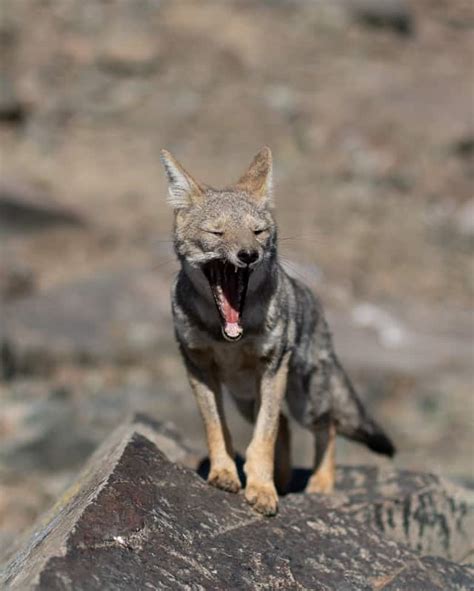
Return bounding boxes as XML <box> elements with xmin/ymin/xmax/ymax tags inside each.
<box><xmin>0</xmin><ymin>0</ymin><xmax>473</xmax><ymax>560</ymax></box>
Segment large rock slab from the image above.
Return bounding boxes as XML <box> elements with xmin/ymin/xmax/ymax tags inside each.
<box><xmin>1</xmin><ymin>266</ymin><xmax>173</xmax><ymax>374</ymax></box>
<box><xmin>327</xmin><ymin>466</ymin><xmax>474</xmax><ymax>562</ymax></box>
<box><xmin>0</xmin><ymin>181</ymin><xmax>85</xmax><ymax>236</ymax></box>
<box><xmin>2</xmin><ymin>415</ymin><xmax>472</xmax><ymax>590</ymax></box>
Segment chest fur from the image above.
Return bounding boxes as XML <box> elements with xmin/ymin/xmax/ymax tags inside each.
<box><xmin>187</xmin><ymin>336</ymin><xmax>276</xmax><ymax>401</ymax></box>
<box><xmin>213</xmin><ymin>342</ymin><xmax>263</xmax><ymax>400</ymax></box>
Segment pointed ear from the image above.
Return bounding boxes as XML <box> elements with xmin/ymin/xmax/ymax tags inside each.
<box><xmin>160</xmin><ymin>149</ymin><xmax>204</xmax><ymax>209</ymax></box>
<box><xmin>235</xmin><ymin>146</ymin><xmax>273</xmax><ymax>206</ymax></box>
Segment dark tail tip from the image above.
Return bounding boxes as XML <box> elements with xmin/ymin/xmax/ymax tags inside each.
<box><xmin>366</xmin><ymin>430</ymin><xmax>396</xmax><ymax>457</ymax></box>
<box><xmin>350</xmin><ymin>419</ymin><xmax>396</xmax><ymax>457</ymax></box>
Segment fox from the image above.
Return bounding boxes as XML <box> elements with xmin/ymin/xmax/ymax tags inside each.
<box><xmin>160</xmin><ymin>146</ymin><xmax>395</xmax><ymax>516</ymax></box>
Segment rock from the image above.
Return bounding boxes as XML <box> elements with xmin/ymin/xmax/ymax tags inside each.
<box><xmin>0</xmin><ymin>413</ymin><xmax>198</xmax><ymax>565</ymax></box>
<box><xmin>199</xmin><ymin>457</ymin><xmax>474</xmax><ymax>562</ymax></box>
<box><xmin>331</xmin><ymin>302</ymin><xmax>473</xmax><ymax>377</ymax></box>
<box><xmin>1</xmin><ymin>266</ymin><xmax>172</xmax><ymax>374</ymax></box>
<box><xmin>96</xmin><ymin>31</ymin><xmax>160</xmax><ymax>76</ymax></box>
<box><xmin>0</xmin><ymin>341</ymin><xmax>15</xmax><ymax>380</ymax></box>
<box><xmin>0</xmin><ymin>23</ymin><xmax>26</xmax><ymax>125</ymax></box>
<box><xmin>333</xmin><ymin>466</ymin><xmax>474</xmax><ymax>562</ymax></box>
<box><xmin>454</xmin><ymin>198</ymin><xmax>474</xmax><ymax>238</ymax></box>
<box><xmin>0</xmin><ymin>181</ymin><xmax>85</xmax><ymax>236</ymax></box>
<box><xmin>2</xmin><ymin>415</ymin><xmax>472</xmax><ymax>590</ymax></box>
<box><xmin>0</xmin><ymin>263</ymin><xmax>36</xmax><ymax>301</ymax></box>
<box><xmin>452</xmin><ymin>136</ymin><xmax>474</xmax><ymax>160</ymax></box>
<box><xmin>0</xmin><ymin>386</ymin><xmax>96</xmax><ymax>472</ymax></box>
<box><xmin>348</xmin><ymin>0</ymin><xmax>414</xmax><ymax>36</ymax></box>
<box><xmin>0</xmin><ymin>76</ymin><xmax>26</xmax><ymax>125</ymax></box>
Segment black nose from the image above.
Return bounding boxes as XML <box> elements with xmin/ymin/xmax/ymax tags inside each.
<box><xmin>237</xmin><ymin>249</ymin><xmax>259</xmax><ymax>266</ymax></box>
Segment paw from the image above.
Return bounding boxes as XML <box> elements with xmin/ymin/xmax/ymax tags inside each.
<box><xmin>208</xmin><ymin>466</ymin><xmax>241</xmax><ymax>493</ymax></box>
<box><xmin>245</xmin><ymin>481</ymin><xmax>279</xmax><ymax>516</ymax></box>
<box><xmin>305</xmin><ymin>471</ymin><xmax>335</xmax><ymax>494</ymax></box>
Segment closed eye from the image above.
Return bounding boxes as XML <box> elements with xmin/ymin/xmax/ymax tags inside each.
<box><xmin>204</xmin><ymin>229</ymin><xmax>224</xmax><ymax>236</ymax></box>
<box><xmin>254</xmin><ymin>228</ymin><xmax>268</xmax><ymax>236</ymax></box>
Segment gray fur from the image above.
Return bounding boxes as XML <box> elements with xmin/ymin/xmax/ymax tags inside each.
<box><xmin>164</xmin><ymin>149</ymin><xmax>395</xmax><ymax>459</ymax></box>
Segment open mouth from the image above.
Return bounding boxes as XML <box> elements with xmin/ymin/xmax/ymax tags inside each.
<box><xmin>203</xmin><ymin>260</ymin><xmax>251</xmax><ymax>342</ymax></box>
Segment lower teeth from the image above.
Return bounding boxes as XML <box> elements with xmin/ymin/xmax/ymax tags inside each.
<box><xmin>222</xmin><ymin>325</ymin><xmax>243</xmax><ymax>341</ymax></box>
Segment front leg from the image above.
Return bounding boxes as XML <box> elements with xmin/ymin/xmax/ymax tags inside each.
<box><xmin>186</xmin><ymin>355</ymin><xmax>241</xmax><ymax>493</ymax></box>
<box><xmin>244</xmin><ymin>352</ymin><xmax>290</xmax><ymax>516</ymax></box>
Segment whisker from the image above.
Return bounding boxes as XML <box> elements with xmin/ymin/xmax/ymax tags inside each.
<box><xmin>279</xmin><ymin>235</ymin><xmax>325</xmax><ymax>244</ymax></box>
<box><xmin>151</xmin><ymin>257</ymin><xmax>179</xmax><ymax>271</ymax></box>
<box><xmin>279</xmin><ymin>256</ymin><xmax>318</xmax><ymax>284</ymax></box>
<box><xmin>163</xmin><ymin>269</ymin><xmax>180</xmax><ymax>280</ymax></box>
<box><xmin>279</xmin><ymin>241</ymin><xmax>320</xmax><ymax>256</ymax></box>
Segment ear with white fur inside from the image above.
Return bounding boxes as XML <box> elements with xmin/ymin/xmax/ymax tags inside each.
<box><xmin>160</xmin><ymin>149</ymin><xmax>204</xmax><ymax>209</ymax></box>
<box><xmin>235</xmin><ymin>146</ymin><xmax>273</xmax><ymax>206</ymax></box>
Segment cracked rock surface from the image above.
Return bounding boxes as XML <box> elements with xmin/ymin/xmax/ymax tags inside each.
<box><xmin>2</xmin><ymin>415</ymin><xmax>472</xmax><ymax>590</ymax></box>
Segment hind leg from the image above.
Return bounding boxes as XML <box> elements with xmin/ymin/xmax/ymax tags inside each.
<box><xmin>274</xmin><ymin>413</ymin><xmax>291</xmax><ymax>494</ymax></box>
<box><xmin>306</xmin><ymin>421</ymin><xmax>336</xmax><ymax>494</ymax></box>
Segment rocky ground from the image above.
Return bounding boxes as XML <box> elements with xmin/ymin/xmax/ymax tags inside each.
<box><xmin>2</xmin><ymin>416</ymin><xmax>474</xmax><ymax>590</ymax></box>
<box><xmin>1</xmin><ymin>0</ymin><xmax>473</xmax><ymax>565</ymax></box>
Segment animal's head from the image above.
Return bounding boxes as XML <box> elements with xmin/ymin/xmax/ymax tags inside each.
<box><xmin>160</xmin><ymin>147</ymin><xmax>277</xmax><ymax>342</ymax></box>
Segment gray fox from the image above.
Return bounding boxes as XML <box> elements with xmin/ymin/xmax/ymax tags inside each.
<box><xmin>160</xmin><ymin>147</ymin><xmax>395</xmax><ymax>516</ymax></box>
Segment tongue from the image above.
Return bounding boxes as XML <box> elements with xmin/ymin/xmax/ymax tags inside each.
<box><xmin>222</xmin><ymin>299</ymin><xmax>242</xmax><ymax>338</ymax></box>
<box><xmin>222</xmin><ymin>294</ymin><xmax>239</xmax><ymax>324</ymax></box>
<box><xmin>221</xmin><ymin>271</ymin><xmax>243</xmax><ymax>339</ymax></box>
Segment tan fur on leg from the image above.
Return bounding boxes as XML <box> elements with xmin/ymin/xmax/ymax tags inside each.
<box><xmin>245</xmin><ymin>436</ymin><xmax>279</xmax><ymax>515</ymax></box>
<box><xmin>244</xmin><ymin>353</ymin><xmax>290</xmax><ymax>515</ymax></box>
<box><xmin>188</xmin><ymin>370</ymin><xmax>241</xmax><ymax>493</ymax></box>
<box><xmin>306</xmin><ymin>422</ymin><xmax>336</xmax><ymax>494</ymax></box>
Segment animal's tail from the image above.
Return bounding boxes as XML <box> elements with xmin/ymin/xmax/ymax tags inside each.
<box><xmin>330</xmin><ymin>357</ymin><xmax>396</xmax><ymax>458</ymax></box>
<box><xmin>348</xmin><ymin>416</ymin><xmax>396</xmax><ymax>457</ymax></box>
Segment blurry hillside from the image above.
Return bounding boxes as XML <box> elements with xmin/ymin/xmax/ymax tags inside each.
<box><xmin>0</xmin><ymin>0</ymin><xmax>473</xmax><ymax>560</ymax></box>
